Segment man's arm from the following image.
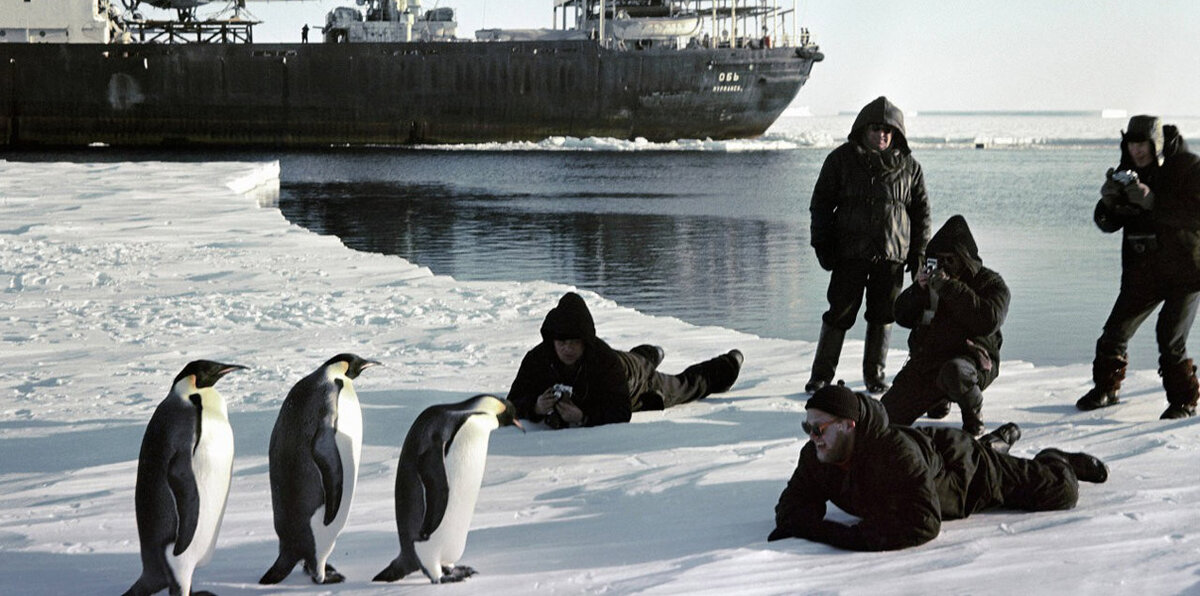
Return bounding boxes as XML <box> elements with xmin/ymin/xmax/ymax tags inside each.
<box><xmin>809</xmin><ymin>151</ymin><xmax>844</xmax><ymax>269</ymax></box>
<box><xmin>893</xmin><ymin>281</ymin><xmax>929</xmax><ymax>330</ymax></box>
<box><xmin>779</xmin><ymin>449</ymin><xmax>942</xmax><ymax>552</ymax></box>
<box><xmin>771</xmin><ymin>447</ymin><xmax>830</xmax><ymax>540</ymax></box>
<box><xmin>507</xmin><ymin>349</ymin><xmax>551</xmax><ymax>421</ymax></box>
<box><xmin>934</xmin><ymin>271</ymin><xmax>1010</xmax><ymax>338</ymax></box>
<box><xmin>905</xmin><ymin>161</ymin><xmax>932</xmax><ymax>272</ymax></box>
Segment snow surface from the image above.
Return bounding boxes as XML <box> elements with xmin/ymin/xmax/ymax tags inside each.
<box><xmin>1</xmin><ymin>160</ymin><xmax>1198</xmax><ymax>595</ymax></box>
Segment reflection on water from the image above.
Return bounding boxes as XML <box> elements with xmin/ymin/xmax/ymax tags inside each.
<box><xmin>276</xmin><ymin>146</ymin><xmax>1185</xmax><ymax>369</ymax></box>
<box><xmin>279</xmin><ymin>180</ymin><xmax>817</xmax><ymax>340</ymax></box>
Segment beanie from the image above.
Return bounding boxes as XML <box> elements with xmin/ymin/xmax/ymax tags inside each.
<box><xmin>805</xmin><ymin>384</ymin><xmax>861</xmax><ymax>421</ymax></box>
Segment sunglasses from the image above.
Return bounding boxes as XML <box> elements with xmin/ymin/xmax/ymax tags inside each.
<box><xmin>867</xmin><ymin>124</ymin><xmax>894</xmax><ymax>134</ymax></box>
<box><xmin>802</xmin><ymin>419</ymin><xmax>840</xmax><ymax>438</ymax></box>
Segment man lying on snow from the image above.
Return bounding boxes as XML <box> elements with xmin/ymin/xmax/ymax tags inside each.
<box><xmin>507</xmin><ymin>292</ymin><xmax>743</xmax><ymax>429</ymax></box>
<box><xmin>768</xmin><ymin>384</ymin><xmax>1108</xmax><ymax>551</ymax></box>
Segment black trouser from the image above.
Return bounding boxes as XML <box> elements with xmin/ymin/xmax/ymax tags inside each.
<box><xmin>882</xmin><ymin>356</ymin><xmax>996</xmax><ymax>426</ymax></box>
<box><xmin>988</xmin><ymin>450</ymin><xmax>1079</xmax><ymax>512</ymax></box>
<box><xmin>822</xmin><ymin>259</ymin><xmax>904</xmax><ymax>329</ymax></box>
<box><xmin>1096</xmin><ymin>276</ymin><xmax>1200</xmax><ymax>368</ymax></box>
<box><xmin>623</xmin><ymin>350</ymin><xmax>740</xmax><ymax>411</ymax></box>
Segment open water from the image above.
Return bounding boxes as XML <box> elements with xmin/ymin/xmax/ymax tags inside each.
<box><xmin>275</xmin><ymin>113</ymin><xmax>1200</xmax><ymax>369</ymax></box>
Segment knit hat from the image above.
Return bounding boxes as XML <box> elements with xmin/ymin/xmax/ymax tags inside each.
<box><xmin>1123</xmin><ymin>115</ymin><xmax>1165</xmax><ymax>165</ymax></box>
<box><xmin>805</xmin><ymin>384</ymin><xmax>861</xmax><ymax>421</ymax></box>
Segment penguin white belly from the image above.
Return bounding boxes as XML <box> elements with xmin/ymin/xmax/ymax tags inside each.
<box><xmin>167</xmin><ymin>411</ymin><xmax>233</xmax><ymax>589</ymax></box>
<box><xmin>309</xmin><ymin>387</ymin><xmax>362</xmax><ymax>571</ymax></box>
<box><xmin>415</xmin><ymin>415</ymin><xmax>498</xmax><ymax>580</ymax></box>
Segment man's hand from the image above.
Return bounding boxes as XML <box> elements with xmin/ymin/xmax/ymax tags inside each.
<box><xmin>1125</xmin><ymin>181</ymin><xmax>1155</xmax><ymax>210</ymax></box>
<box><xmin>928</xmin><ymin>268</ymin><xmax>951</xmax><ymax>292</ymax></box>
<box><xmin>555</xmin><ymin>398</ymin><xmax>585</xmax><ymax>426</ymax></box>
<box><xmin>534</xmin><ymin>388</ymin><xmax>559</xmax><ymax>416</ymax></box>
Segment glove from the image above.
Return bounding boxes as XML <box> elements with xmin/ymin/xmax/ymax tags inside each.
<box><xmin>814</xmin><ymin>244</ymin><xmax>837</xmax><ymax>272</ymax></box>
<box><xmin>1124</xmin><ymin>182</ymin><xmax>1155</xmax><ymax>210</ymax></box>
<box><xmin>905</xmin><ymin>253</ymin><xmax>924</xmax><ymax>275</ymax></box>
<box><xmin>1099</xmin><ymin>168</ymin><xmax>1124</xmax><ymax>207</ymax></box>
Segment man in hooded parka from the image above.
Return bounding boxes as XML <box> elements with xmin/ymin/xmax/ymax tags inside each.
<box><xmin>769</xmin><ymin>385</ymin><xmax>1108</xmax><ymax>552</ymax></box>
<box><xmin>881</xmin><ymin>214</ymin><xmax>1009</xmax><ymax>435</ymax></box>
<box><xmin>1076</xmin><ymin>115</ymin><xmax>1200</xmax><ymax>419</ymax></box>
<box><xmin>807</xmin><ymin>96</ymin><xmax>932</xmax><ymax>395</ymax></box>
<box><xmin>507</xmin><ymin>292</ymin><xmax>743</xmax><ymax>428</ymax></box>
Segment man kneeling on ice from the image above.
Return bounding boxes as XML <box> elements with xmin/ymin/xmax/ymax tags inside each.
<box><xmin>768</xmin><ymin>385</ymin><xmax>1108</xmax><ymax>551</ymax></box>
<box><xmin>507</xmin><ymin>292</ymin><xmax>743</xmax><ymax>429</ymax></box>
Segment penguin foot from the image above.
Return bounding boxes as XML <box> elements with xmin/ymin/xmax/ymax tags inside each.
<box><xmin>310</xmin><ymin>563</ymin><xmax>345</xmax><ymax>584</ymax></box>
<box><xmin>438</xmin><ymin>565</ymin><xmax>477</xmax><ymax>583</ymax></box>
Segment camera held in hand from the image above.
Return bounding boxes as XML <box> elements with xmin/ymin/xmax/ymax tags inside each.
<box><xmin>925</xmin><ymin>257</ymin><xmax>938</xmax><ymax>272</ymax></box>
<box><xmin>1111</xmin><ymin>169</ymin><xmax>1139</xmax><ymax>186</ymax></box>
<box><xmin>551</xmin><ymin>383</ymin><xmax>574</xmax><ymax>402</ymax></box>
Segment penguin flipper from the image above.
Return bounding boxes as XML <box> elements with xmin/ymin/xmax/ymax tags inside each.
<box><xmin>373</xmin><ymin>557</ymin><xmax>419</xmax><ymax>582</ymax></box>
<box><xmin>166</xmin><ymin>449</ymin><xmax>200</xmax><ymax>556</ymax></box>
<box><xmin>311</xmin><ymin>425</ymin><xmax>344</xmax><ymax>526</ymax></box>
<box><xmin>416</xmin><ymin>444</ymin><xmax>451</xmax><ymax>539</ymax></box>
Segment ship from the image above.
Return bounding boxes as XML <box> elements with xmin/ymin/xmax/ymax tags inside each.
<box><xmin>0</xmin><ymin>0</ymin><xmax>823</xmax><ymax>148</ymax></box>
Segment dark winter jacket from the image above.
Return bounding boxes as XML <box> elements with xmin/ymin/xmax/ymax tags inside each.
<box><xmin>810</xmin><ymin>96</ymin><xmax>932</xmax><ymax>269</ymax></box>
<box><xmin>894</xmin><ymin>215</ymin><xmax>1008</xmax><ymax>383</ymax></box>
<box><xmin>1093</xmin><ymin>125</ymin><xmax>1200</xmax><ymax>290</ymax></box>
<box><xmin>507</xmin><ymin>293</ymin><xmax>649</xmax><ymax>427</ymax></box>
<box><xmin>773</xmin><ymin>394</ymin><xmax>1009</xmax><ymax>551</ymax></box>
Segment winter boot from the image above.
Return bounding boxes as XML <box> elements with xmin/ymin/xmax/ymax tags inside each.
<box><xmin>956</xmin><ymin>385</ymin><xmax>986</xmax><ymax>436</ymax></box>
<box><xmin>863</xmin><ymin>323</ymin><xmax>892</xmax><ymax>394</ymax></box>
<box><xmin>978</xmin><ymin>422</ymin><xmax>1021</xmax><ymax>454</ymax></box>
<box><xmin>1160</xmin><ymin>358</ymin><xmax>1199</xmax><ymax>420</ymax></box>
<box><xmin>805</xmin><ymin>323</ymin><xmax>846</xmax><ymax>394</ymax></box>
<box><xmin>926</xmin><ymin>400</ymin><xmax>952</xmax><ymax>419</ymax></box>
<box><xmin>1076</xmin><ymin>354</ymin><xmax>1127</xmax><ymax>411</ymax></box>
<box><xmin>1036</xmin><ymin>448</ymin><xmax>1109</xmax><ymax>483</ymax></box>
<box><xmin>631</xmin><ymin>344</ymin><xmax>665</xmax><ymax>369</ymax></box>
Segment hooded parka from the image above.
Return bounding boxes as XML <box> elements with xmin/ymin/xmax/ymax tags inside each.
<box><xmin>772</xmin><ymin>394</ymin><xmax>1078</xmax><ymax>551</ymax></box>
<box><xmin>810</xmin><ymin>96</ymin><xmax>932</xmax><ymax>269</ymax></box>
<box><xmin>507</xmin><ymin>293</ymin><xmax>741</xmax><ymax>427</ymax></box>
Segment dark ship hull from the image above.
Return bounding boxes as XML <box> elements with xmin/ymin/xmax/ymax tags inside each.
<box><xmin>0</xmin><ymin>40</ymin><xmax>817</xmax><ymax>148</ymax></box>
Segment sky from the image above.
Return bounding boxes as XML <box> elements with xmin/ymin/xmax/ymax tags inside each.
<box><xmin>204</xmin><ymin>0</ymin><xmax>1200</xmax><ymax>116</ymax></box>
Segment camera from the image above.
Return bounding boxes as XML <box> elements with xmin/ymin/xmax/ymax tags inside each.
<box><xmin>925</xmin><ymin>257</ymin><xmax>938</xmax><ymax>271</ymax></box>
<box><xmin>1111</xmin><ymin>170</ymin><xmax>1138</xmax><ymax>185</ymax></box>
<box><xmin>551</xmin><ymin>383</ymin><xmax>573</xmax><ymax>401</ymax></box>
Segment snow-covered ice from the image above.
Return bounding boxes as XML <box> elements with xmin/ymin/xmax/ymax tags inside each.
<box><xmin>1</xmin><ymin>160</ymin><xmax>1197</xmax><ymax>594</ymax></box>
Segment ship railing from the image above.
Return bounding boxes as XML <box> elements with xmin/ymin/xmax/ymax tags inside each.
<box><xmin>551</xmin><ymin>0</ymin><xmax>816</xmax><ymax>50</ymax></box>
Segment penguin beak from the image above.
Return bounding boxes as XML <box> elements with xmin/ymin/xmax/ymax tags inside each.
<box><xmin>218</xmin><ymin>364</ymin><xmax>248</xmax><ymax>377</ymax></box>
<box><xmin>512</xmin><ymin>418</ymin><xmax>526</xmax><ymax>433</ymax></box>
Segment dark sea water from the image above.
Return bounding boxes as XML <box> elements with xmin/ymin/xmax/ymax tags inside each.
<box><xmin>273</xmin><ymin>132</ymin><xmax>1171</xmax><ymax>369</ymax></box>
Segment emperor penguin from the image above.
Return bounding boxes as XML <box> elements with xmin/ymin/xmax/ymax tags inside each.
<box><xmin>373</xmin><ymin>394</ymin><xmax>524</xmax><ymax>584</ymax></box>
<box><xmin>259</xmin><ymin>353</ymin><xmax>379</xmax><ymax>585</ymax></box>
<box><xmin>123</xmin><ymin>360</ymin><xmax>246</xmax><ymax>596</ymax></box>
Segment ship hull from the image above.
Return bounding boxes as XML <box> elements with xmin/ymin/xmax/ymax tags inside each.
<box><xmin>0</xmin><ymin>41</ymin><xmax>816</xmax><ymax>147</ymax></box>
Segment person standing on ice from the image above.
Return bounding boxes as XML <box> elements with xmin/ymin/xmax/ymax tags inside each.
<box><xmin>881</xmin><ymin>214</ymin><xmax>1009</xmax><ymax>436</ymax></box>
<box><xmin>768</xmin><ymin>385</ymin><xmax>1108</xmax><ymax>551</ymax></box>
<box><xmin>507</xmin><ymin>292</ymin><xmax>743</xmax><ymax>429</ymax></box>
<box><xmin>1075</xmin><ymin>115</ymin><xmax>1200</xmax><ymax>419</ymax></box>
<box><xmin>806</xmin><ymin>96</ymin><xmax>931</xmax><ymax>396</ymax></box>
